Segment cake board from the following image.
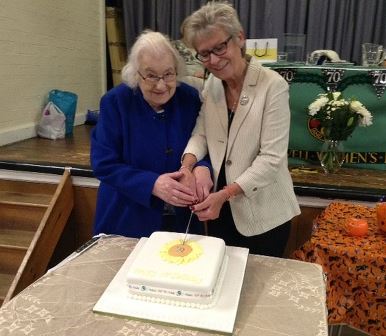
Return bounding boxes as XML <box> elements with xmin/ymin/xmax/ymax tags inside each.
<box><xmin>93</xmin><ymin>237</ymin><xmax>249</xmax><ymax>334</ymax></box>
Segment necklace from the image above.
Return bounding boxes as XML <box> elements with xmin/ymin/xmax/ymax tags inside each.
<box><xmin>230</xmin><ymin>98</ymin><xmax>238</xmax><ymax>113</ymax></box>
<box><xmin>227</xmin><ymin>89</ymin><xmax>239</xmax><ymax>118</ymax></box>
<box><xmin>228</xmin><ymin>99</ymin><xmax>237</xmax><ymax>119</ymax></box>
<box><xmin>226</xmin><ymin>60</ymin><xmax>248</xmax><ymax>126</ymax></box>
<box><xmin>227</xmin><ymin>96</ymin><xmax>238</xmax><ymax>129</ymax></box>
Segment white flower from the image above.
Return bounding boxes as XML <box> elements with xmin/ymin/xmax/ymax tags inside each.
<box><xmin>349</xmin><ymin>101</ymin><xmax>373</xmax><ymax>126</ymax></box>
<box><xmin>357</xmin><ymin>108</ymin><xmax>373</xmax><ymax>126</ymax></box>
<box><xmin>349</xmin><ymin>100</ymin><xmax>363</xmax><ymax>111</ymax></box>
<box><xmin>308</xmin><ymin>92</ymin><xmax>373</xmax><ymax>140</ymax></box>
<box><xmin>308</xmin><ymin>96</ymin><xmax>328</xmax><ymax>116</ymax></box>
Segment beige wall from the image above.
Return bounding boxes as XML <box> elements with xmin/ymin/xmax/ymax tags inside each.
<box><xmin>0</xmin><ymin>0</ymin><xmax>106</xmax><ymax>145</ymax></box>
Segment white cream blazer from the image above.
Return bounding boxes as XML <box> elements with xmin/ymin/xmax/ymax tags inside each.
<box><xmin>184</xmin><ymin>57</ymin><xmax>300</xmax><ymax>236</ymax></box>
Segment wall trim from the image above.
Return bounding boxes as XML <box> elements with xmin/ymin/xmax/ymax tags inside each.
<box><xmin>0</xmin><ymin>113</ymin><xmax>86</xmax><ymax>146</ymax></box>
<box><xmin>0</xmin><ymin>167</ymin><xmax>99</xmax><ymax>188</ymax></box>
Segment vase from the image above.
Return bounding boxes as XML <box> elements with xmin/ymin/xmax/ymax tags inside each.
<box><xmin>320</xmin><ymin>139</ymin><xmax>345</xmax><ymax>174</ymax></box>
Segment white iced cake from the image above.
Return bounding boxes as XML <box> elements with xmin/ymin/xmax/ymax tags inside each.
<box><xmin>126</xmin><ymin>231</ymin><xmax>227</xmax><ymax>309</ymax></box>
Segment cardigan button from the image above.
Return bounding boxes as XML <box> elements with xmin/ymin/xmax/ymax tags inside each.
<box><xmin>252</xmin><ymin>187</ymin><xmax>257</xmax><ymax>191</ymax></box>
<box><xmin>225</xmin><ymin>160</ymin><xmax>232</xmax><ymax>166</ymax></box>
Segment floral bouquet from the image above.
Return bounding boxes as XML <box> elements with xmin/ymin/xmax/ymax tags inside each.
<box><xmin>308</xmin><ymin>91</ymin><xmax>373</xmax><ymax>141</ymax></box>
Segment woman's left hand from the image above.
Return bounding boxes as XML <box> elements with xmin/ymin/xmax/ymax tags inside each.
<box><xmin>193</xmin><ymin>166</ymin><xmax>213</xmax><ymax>202</ymax></box>
<box><xmin>191</xmin><ymin>190</ymin><xmax>228</xmax><ymax>221</ymax></box>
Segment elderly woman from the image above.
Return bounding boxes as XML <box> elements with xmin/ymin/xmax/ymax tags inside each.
<box><xmin>181</xmin><ymin>1</ymin><xmax>300</xmax><ymax>257</ymax></box>
<box><xmin>91</xmin><ymin>30</ymin><xmax>212</xmax><ymax>237</ymax></box>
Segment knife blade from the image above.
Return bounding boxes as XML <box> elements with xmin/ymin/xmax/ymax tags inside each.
<box><xmin>182</xmin><ymin>210</ymin><xmax>194</xmax><ymax>245</ymax></box>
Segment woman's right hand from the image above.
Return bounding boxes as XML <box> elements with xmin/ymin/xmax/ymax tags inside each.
<box><xmin>152</xmin><ymin>171</ymin><xmax>197</xmax><ymax>207</ymax></box>
<box><xmin>190</xmin><ymin>190</ymin><xmax>228</xmax><ymax>221</ymax></box>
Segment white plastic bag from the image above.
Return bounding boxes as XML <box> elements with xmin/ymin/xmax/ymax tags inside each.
<box><xmin>37</xmin><ymin>102</ymin><xmax>66</xmax><ymax>140</ymax></box>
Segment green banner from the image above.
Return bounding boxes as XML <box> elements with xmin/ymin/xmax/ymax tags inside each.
<box><xmin>267</xmin><ymin>64</ymin><xmax>386</xmax><ymax>170</ymax></box>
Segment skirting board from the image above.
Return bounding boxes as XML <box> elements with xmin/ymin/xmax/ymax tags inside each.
<box><xmin>0</xmin><ymin>112</ymin><xmax>86</xmax><ymax>146</ymax></box>
<box><xmin>0</xmin><ymin>168</ymin><xmax>99</xmax><ymax>188</ymax></box>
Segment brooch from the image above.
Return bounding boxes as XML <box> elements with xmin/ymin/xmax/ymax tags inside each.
<box><xmin>240</xmin><ymin>94</ymin><xmax>249</xmax><ymax>105</ymax></box>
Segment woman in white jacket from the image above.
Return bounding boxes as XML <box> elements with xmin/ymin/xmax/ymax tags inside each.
<box><xmin>180</xmin><ymin>1</ymin><xmax>300</xmax><ymax>257</ymax></box>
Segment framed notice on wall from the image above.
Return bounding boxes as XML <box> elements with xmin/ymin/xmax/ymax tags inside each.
<box><xmin>246</xmin><ymin>38</ymin><xmax>278</xmax><ymax>63</ymax></box>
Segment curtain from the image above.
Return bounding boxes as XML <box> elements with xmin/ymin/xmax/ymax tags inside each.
<box><xmin>122</xmin><ymin>0</ymin><xmax>386</xmax><ymax>65</ymax></box>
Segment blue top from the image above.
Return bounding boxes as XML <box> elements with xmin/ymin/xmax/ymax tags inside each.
<box><xmin>91</xmin><ymin>82</ymin><xmax>207</xmax><ymax>237</ymax></box>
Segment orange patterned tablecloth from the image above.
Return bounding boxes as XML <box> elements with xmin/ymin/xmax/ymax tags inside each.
<box><xmin>293</xmin><ymin>202</ymin><xmax>385</xmax><ymax>336</ymax></box>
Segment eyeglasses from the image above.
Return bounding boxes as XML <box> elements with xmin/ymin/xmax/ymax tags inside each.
<box><xmin>137</xmin><ymin>71</ymin><xmax>177</xmax><ymax>84</ymax></box>
<box><xmin>195</xmin><ymin>36</ymin><xmax>233</xmax><ymax>62</ymax></box>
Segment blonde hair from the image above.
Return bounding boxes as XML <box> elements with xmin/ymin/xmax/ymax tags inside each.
<box><xmin>121</xmin><ymin>30</ymin><xmax>186</xmax><ymax>88</ymax></box>
<box><xmin>183</xmin><ymin>1</ymin><xmax>244</xmax><ymax>51</ymax></box>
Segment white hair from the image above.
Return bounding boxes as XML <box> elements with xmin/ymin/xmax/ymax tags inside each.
<box><xmin>121</xmin><ymin>30</ymin><xmax>186</xmax><ymax>88</ymax></box>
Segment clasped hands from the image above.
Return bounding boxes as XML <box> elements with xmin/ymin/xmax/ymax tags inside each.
<box><xmin>153</xmin><ymin>166</ymin><xmax>211</xmax><ymax>206</ymax></box>
<box><xmin>153</xmin><ymin>166</ymin><xmax>225</xmax><ymax>220</ymax></box>
<box><xmin>153</xmin><ymin>166</ymin><xmax>232</xmax><ymax>221</ymax></box>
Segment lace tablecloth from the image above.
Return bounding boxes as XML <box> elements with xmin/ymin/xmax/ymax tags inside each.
<box><xmin>0</xmin><ymin>235</ymin><xmax>327</xmax><ymax>336</ymax></box>
<box><xmin>293</xmin><ymin>202</ymin><xmax>385</xmax><ymax>336</ymax></box>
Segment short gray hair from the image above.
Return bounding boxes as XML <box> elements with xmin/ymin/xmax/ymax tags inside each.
<box><xmin>121</xmin><ymin>30</ymin><xmax>186</xmax><ymax>88</ymax></box>
<box><xmin>183</xmin><ymin>1</ymin><xmax>244</xmax><ymax>49</ymax></box>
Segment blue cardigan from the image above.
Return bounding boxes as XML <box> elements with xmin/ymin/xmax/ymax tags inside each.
<box><xmin>91</xmin><ymin>82</ymin><xmax>206</xmax><ymax>237</ymax></box>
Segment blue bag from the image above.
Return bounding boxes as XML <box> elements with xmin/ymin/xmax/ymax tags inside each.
<box><xmin>48</xmin><ymin>89</ymin><xmax>78</xmax><ymax>135</ymax></box>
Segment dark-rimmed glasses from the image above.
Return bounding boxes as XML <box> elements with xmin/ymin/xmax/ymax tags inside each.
<box><xmin>195</xmin><ymin>36</ymin><xmax>233</xmax><ymax>62</ymax></box>
<box><xmin>137</xmin><ymin>71</ymin><xmax>177</xmax><ymax>84</ymax></box>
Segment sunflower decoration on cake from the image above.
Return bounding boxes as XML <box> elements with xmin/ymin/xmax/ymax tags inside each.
<box><xmin>160</xmin><ymin>239</ymin><xmax>203</xmax><ymax>264</ymax></box>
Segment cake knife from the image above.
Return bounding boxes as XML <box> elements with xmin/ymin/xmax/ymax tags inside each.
<box><xmin>182</xmin><ymin>210</ymin><xmax>194</xmax><ymax>245</ymax></box>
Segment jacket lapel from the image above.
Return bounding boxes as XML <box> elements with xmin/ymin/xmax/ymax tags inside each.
<box><xmin>227</xmin><ymin>59</ymin><xmax>261</xmax><ymax>154</ymax></box>
<box><xmin>208</xmin><ymin>75</ymin><xmax>228</xmax><ymax>134</ymax></box>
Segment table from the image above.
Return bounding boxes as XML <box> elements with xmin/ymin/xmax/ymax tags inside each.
<box><xmin>293</xmin><ymin>202</ymin><xmax>385</xmax><ymax>336</ymax></box>
<box><xmin>0</xmin><ymin>235</ymin><xmax>327</xmax><ymax>336</ymax></box>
